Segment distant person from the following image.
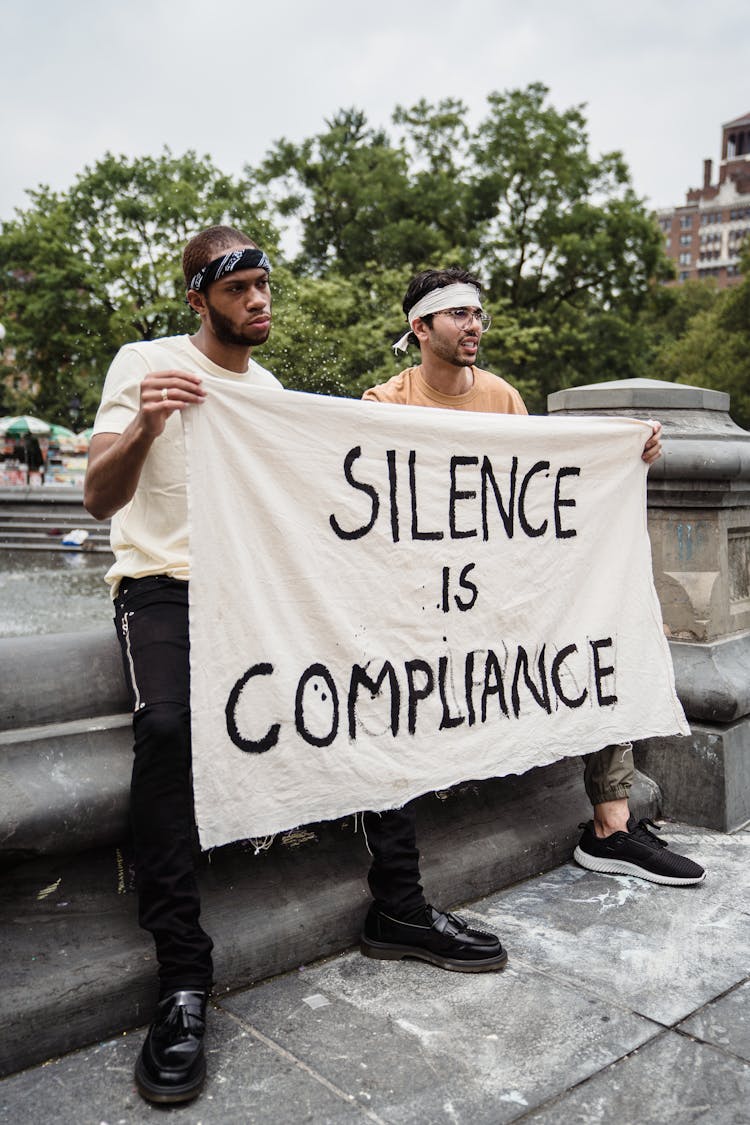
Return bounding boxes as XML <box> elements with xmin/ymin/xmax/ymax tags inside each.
<box><xmin>358</xmin><ymin>267</ymin><xmax>705</xmax><ymax>951</ymax></box>
<box><xmin>23</xmin><ymin>434</ymin><xmax>45</xmax><ymax>483</ymax></box>
<box><xmin>84</xmin><ymin>229</ymin><xmax>505</xmax><ymax>1108</ymax></box>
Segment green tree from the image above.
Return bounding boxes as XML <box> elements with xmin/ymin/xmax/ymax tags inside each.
<box><xmin>262</xmin><ymin>263</ymin><xmax>434</xmax><ymax>399</ymax></box>
<box><xmin>256</xmin><ymin>86</ymin><xmax>672</xmax><ymax>410</ymax></box>
<box><xmin>654</xmin><ymin>249</ymin><xmax>750</xmax><ymax>428</ymax></box>
<box><xmin>0</xmin><ymin>89</ymin><xmax>687</xmax><ymax>421</ymax></box>
<box><xmin>255</xmin><ymin>107</ymin><xmax>466</xmax><ymax>276</ymax></box>
<box><xmin>462</xmin><ymin>85</ymin><xmax>671</xmax><ymax>408</ymax></box>
<box><xmin>0</xmin><ymin>149</ymin><xmax>276</xmax><ymax>425</ymax></box>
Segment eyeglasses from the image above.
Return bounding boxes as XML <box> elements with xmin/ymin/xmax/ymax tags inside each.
<box><xmin>435</xmin><ymin>307</ymin><xmax>491</xmax><ymax>331</ymax></box>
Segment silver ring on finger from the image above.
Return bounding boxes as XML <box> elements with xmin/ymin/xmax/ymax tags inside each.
<box><xmin>161</xmin><ymin>388</ymin><xmax>169</xmax><ymax>401</ymax></box>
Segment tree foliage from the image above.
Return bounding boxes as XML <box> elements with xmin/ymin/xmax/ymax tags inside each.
<box><xmin>653</xmin><ymin>247</ymin><xmax>750</xmax><ymax>428</ymax></box>
<box><xmin>253</xmin><ymin>84</ymin><xmax>672</xmax><ymax>409</ymax></box>
<box><xmin>0</xmin><ymin>150</ymin><xmax>275</xmax><ymax>423</ymax></box>
<box><xmin>2</xmin><ymin>86</ymin><xmax>744</xmax><ymax>427</ymax></box>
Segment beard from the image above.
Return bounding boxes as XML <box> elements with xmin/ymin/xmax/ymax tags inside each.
<box><xmin>429</xmin><ymin>332</ymin><xmax>479</xmax><ymax>367</ymax></box>
<box><xmin>205</xmin><ymin>299</ymin><xmax>271</xmax><ymax>347</ymax></box>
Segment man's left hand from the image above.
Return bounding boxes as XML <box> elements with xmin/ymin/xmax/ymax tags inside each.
<box><xmin>642</xmin><ymin>420</ymin><xmax>662</xmax><ymax>465</ymax></box>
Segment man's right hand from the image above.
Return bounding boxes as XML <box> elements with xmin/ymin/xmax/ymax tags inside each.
<box><xmin>84</xmin><ymin>370</ymin><xmax>206</xmax><ymax>520</ymax></box>
<box><xmin>137</xmin><ymin>371</ymin><xmax>206</xmax><ymax>438</ymax></box>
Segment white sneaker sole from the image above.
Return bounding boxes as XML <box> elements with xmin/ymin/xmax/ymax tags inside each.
<box><xmin>573</xmin><ymin>846</ymin><xmax>706</xmax><ymax>886</ymax></box>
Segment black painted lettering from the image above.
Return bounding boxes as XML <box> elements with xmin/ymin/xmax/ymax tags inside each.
<box><xmin>518</xmin><ymin>461</ymin><xmax>550</xmax><ymax>538</ymax></box>
<box><xmin>464</xmin><ymin>650</ymin><xmax>477</xmax><ymax>726</ymax></box>
<box><xmin>295</xmin><ymin>663</ymin><xmax>339</xmax><ymax>748</ymax></box>
<box><xmin>550</xmin><ymin>644</ymin><xmax>588</xmax><ymax>708</ymax></box>
<box><xmin>455</xmin><ymin>563</ymin><xmax>479</xmax><ymax>612</ymax></box>
<box><xmin>449</xmin><ymin>456</ymin><xmax>479</xmax><ymax>539</ymax></box>
<box><xmin>405</xmin><ymin>658</ymin><xmax>435</xmax><ymax>734</ymax></box>
<box><xmin>481</xmin><ymin>455</ymin><xmax>516</xmax><ymax>539</ymax></box>
<box><xmin>481</xmin><ymin>649</ymin><xmax>509</xmax><ymax>721</ymax></box>
<box><xmin>554</xmin><ymin>467</ymin><xmax>580</xmax><ymax>539</ymax></box>
<box><xmin>438</xmin><ymin>654</ymin><xmax>464</xmax><ymax>730</ymax></box>
<box><xmin>225</xmin><ymin>663</ymin><xmax>279</xmax><ymax>754</ymax></box>
<box><xmin>348</xmin><ymin>661</ymin><xmax>400</xmax><ymax>738</ymax></box>
<box><xmin>511</xmin><ymin>645</ymin><xmax>551</xmax><ymax>717</ymax></box>
<box><xmin>329</xmin><ymin>446</ymin><xmax>379</xmax><ymax>540</ymax></box>
<box><xmin>590</xmin><ymin>638</ymin><xmax>617</xmax><ymax>706</ymax></box>
<box><xmin>386</xmin><ymin>449</ymin><xmax>400</xmax><ymax>543</ymax></box>
<box><xmin>409</xmin><ymin>450</ymin><xmax>443</xmax><ymax>540</ymax></box>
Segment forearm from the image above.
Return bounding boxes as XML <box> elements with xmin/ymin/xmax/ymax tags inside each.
<box><xmin>83</xmin><ymin>419</ymin><xmax>156</xmax><ymax>520</ymax></box>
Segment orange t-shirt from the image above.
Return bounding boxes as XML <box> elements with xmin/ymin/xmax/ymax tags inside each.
<box><xmin>362</xmin><ymin>365</ymin><xmax>528</xmax><ymax>415</ymax></box>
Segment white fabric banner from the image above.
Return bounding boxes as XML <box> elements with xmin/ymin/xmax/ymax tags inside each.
<box><xmin>185</xmin><ymin>375</ymin><xmax>688</xmax><ymax>849</ymax></box>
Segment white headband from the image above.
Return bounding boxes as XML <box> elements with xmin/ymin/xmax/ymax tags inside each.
<box><xmin>392</xmin><ymin>283</ymin><xmax>483</xmax><ymax>354</ymax></box>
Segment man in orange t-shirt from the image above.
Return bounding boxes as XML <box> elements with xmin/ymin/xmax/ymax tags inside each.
<box><xmin>357</xmin><ymin>267</ymin><xmax>705</xmax><ymax>974</ymax></box>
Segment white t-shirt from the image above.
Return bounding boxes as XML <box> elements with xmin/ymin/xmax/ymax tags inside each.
<box><xmin>92</xmin><ymin>334</ymin><xmax>283</xmax><ymax>594</ymax></box>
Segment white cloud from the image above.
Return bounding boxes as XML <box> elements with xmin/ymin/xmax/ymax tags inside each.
<box><xmin>1</xmin><ymin>0</ymin><xmax>747</xmax><ymax>219</ymax></box>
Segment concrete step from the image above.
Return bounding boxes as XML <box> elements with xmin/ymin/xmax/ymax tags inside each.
<box><xmin>0</xmin><ymin>518</ymin><xmax>106</xmax><ymax>533</ymax></box>
<box><xmin>0</xmin><ymin>487</ymin><xmax>111</xmax><ymax>553</ymax></box>
<box><xmin>0</xmin><ymin>757</ymin><xmax>662</xmax><ymax>1078</ymax></box>
<box><xmin>0</xmin><ymin>534</ymin><xmax>111</xmax><ymax>553</ymax></box>
<box><xmin>0</xmin><ymin>513</ymin><xmax>110</xmax><ymax>547</ymax></box>
<box><xmin>0</xmin><ymin>508</ymin><xmax>103</xmax><ymax>522</ymax></box>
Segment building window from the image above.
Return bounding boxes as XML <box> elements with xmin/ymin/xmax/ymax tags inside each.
<box><xmin>679</xmin><ymin>252</ymin><xmax>691</xmax><ymax>265</ymax></box>
<box><xmin>679</xmin><ymin>271</ymin><xmax>690</xmax><ymax>281</ymax></box>
<box><xmin>680</xmin><ymin>234</ymin><xmax>692</xmax><ymax>245</ymax></box>
<box><xmin>679</xmin><ymin>215</ymin><xmax>693</xmax><ymax>229</ymax></box>
<box><xmin>727</xmin><ymin>130</ymin><xmax>748</xmax><ymax>159</ymax></box>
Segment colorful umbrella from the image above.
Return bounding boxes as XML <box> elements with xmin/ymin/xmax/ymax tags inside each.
<box><xmin>48</xmin><ymin>423</ymin><xmax>77</xmax><ymax>440</ymax></box>
<box><xmin>47</xmin><ymin>423</ymin><xmax>81</xmax><ymax>452</ymax></box>
<box><xmin>74</xmin><ymin>427</ymin><xmax>93</xmax><ymax>451</ymax></box>
<box><xmin>0</xmin><ymin>414</ymin><xmax>51</xmax><ymax>436</ymax></box>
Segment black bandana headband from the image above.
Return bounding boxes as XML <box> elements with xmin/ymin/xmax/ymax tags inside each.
<box><xmin>189</xmin><ymin>248</ymin><xmax>272</xmax><ymax>292</ymax></box>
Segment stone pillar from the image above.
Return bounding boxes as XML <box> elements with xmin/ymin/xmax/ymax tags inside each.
<box><xmin>547</xmin><ymin>378</ymin><xmax>750</xmax><ymax>831</ymax></box>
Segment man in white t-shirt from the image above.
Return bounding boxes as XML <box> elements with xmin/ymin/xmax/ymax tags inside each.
<box><xmin>86</xmin><ymin>230</ymin><xmax>506</xmax><ymax>1108</ymax></box>
<box><xmin>85</xmin><ymin>226</ymin><xmax>284</xmax><ymax>1105</ymax></box>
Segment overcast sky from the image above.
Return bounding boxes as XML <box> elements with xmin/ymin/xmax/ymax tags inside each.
<box><xmin>1</xmin><ymin>0</ymin><xmax>747</xmax><ymax>225</ymax></box>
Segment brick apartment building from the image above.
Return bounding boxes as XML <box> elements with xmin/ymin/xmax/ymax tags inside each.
<box><xmin>656</xmin><ymin>112</ymin><xmax>750</xmax><ymax>287</ymax></box>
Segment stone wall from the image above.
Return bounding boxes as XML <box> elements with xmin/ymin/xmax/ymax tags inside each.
<box><xmin>548</xmin><ymin>377</ymin><xmax>750</xmax><ymax>830</ymax></box>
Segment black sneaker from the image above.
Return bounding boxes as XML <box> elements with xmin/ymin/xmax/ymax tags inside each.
<box><xmin>361</xmin><ymin>904</ymin><xmax>508</xmax><ymax>972</ymax></box>
<box><xmin>134</xmin><ymin>989</ymin><xmax>208</xmax><ymax>1104</ymax></box>
<box><xmin>574</xmin><ymin>816</ymin><xmax>706</xmax><ymax>886</ymax></box>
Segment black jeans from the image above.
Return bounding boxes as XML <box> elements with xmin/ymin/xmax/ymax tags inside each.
<box><xmin>115</xmin><ymin>576</ymin><xmax>214</xmax><ymax>994</ymax></box>
<box><xmin>362</xmin><ymin>806</ymin><xmax>427</xmax><ymax>917</ymax></box>
<box><xmin>114</xmin><ymin>576</ymin><xmax>426</xmax><ymax>990</ymax></box>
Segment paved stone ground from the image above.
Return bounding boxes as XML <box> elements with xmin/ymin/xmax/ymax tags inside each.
<box><xmin>1</xmin><ymin>822</ymin><xmax>748</xmax><ymax>1125</ymax></box>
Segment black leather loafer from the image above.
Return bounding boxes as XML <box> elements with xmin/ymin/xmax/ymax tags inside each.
<box><xmin>134</xmin><ymin>989</ymin><xmax>208</xmax><ymax>1104</ymax></box>
<box><xmin>361</xmin><ymin>905</ymin><xmax>508</xmax><ymax>972</ymax></box>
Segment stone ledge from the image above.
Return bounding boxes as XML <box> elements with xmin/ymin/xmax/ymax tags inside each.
<box><xmin>669</xmin><ymin>632</ymin><xmax>750</xmax><ymax>723</ymax></box>
<box><xmin>634</xmin><ymin>719</ymin><xmax>750</xmax><ymax>832</ymax></box>
<box><xmin>0</xmin><ymin>628</ymin><xmax>128</xmax><ymax>731</ymax></box>
<box><xmin>547</xmin><ymin>379</ymin><xmax>731</xmax><ymax>414</ymax></box>
<box><xmin>648</xmin><ymin>440</ymin><xmax>750</xmax><ymax>482</ymax></box>
<box><xmin>0</xmin><ymin>719</ymin><xmax>132</xmax><ymax>857</ymax></box>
